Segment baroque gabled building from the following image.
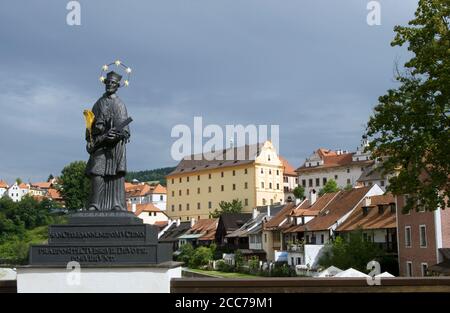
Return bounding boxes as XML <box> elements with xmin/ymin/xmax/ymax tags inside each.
<box><xmin>165</xmin><ymin>141</ymin><xmax>285</xmax><ymax>221</ymax></box>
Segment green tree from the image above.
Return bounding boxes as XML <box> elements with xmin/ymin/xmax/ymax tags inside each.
<box><xmin>344</xmin><ymin>183</ymin><xmax>353</xmax><ymax>191</ymax></box>
<box><xmin>211</xmin><ymin>199</ymin><xmax>243</xmax><ymax>218</ymax></box>
<box><xmin>58</xmin><ymin>161</ymin><xmax>90</xmax><ymax>210</ymax></box>
<box><xmin>318</xmin><ymin>179</ymin><xmax>340</xmax><ymax>196</ymax></box>
<box><xmin>177</xmin><ymin>243</ymin><xmax>195</xmax><ymax>265</ymax></box>
<box><xmin>318</xmin><ymin>231</ymin><xmax>385</xmax><ymax>272</ymax></box>
<box><xmin>189</xmin><ymin>246</ymin><xmax>213</xmax><ymax>269</ymax></box>
<box><xmin>293</xmin><ymin>185</ymin><xmax>305</xmax><ymax>200</ymax></box>
<box><xmin>15</xmin><ymin>178</ymin><xmax>22</xmax><ymax>185</ymax></box>
<box><xmin>126</xmin><ymin>167</ymin><xmax>176</xmax><ymax>186</ymax></box>
<box><xmin>366</xmin><ymin>0</ymin><xmax>450</xmax><ymax>212</ymax></box>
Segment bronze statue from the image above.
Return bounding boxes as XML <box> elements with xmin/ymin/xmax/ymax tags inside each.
<box><xmin>85</xmin><ymin>70</ymin><xmax>132</xmax><ymax>211</ymax></box>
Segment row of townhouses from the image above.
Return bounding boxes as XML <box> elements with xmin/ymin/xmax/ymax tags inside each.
<box><xmin>0</xmin><ymin>179</ymin><xmax>64</xmax><ymax>205</ymax></box>
<box><xmin>132</xmin><ymin>184</ymin><xmax>448</xmax><ymax>277</ymax></box>
<box><xmin>127</xmin><ymin>137</ymin><xmax>448</xmax><ymax>277</ymax></box>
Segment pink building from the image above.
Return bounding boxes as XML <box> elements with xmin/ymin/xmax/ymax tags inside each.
<box><xmin>396</xmin><ymin>195</ymin><xmax>450</xmax><ymax>276</ymax></box>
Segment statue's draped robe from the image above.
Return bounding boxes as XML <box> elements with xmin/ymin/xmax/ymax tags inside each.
<box><xmin>86</xmin><ymin>93</ymin><xmax>130</xmax><ymax>211</ymax></box>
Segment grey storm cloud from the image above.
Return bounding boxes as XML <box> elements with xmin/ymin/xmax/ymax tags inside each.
<box><xmin>0</xmin><ymin>0</ymin><xmax>418</xmax><ymax>183</ymax></box>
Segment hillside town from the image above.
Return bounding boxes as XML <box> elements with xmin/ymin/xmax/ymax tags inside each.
<box><xmin>2</xmin><ymin>136</ymin><xmax>447</xmax><ymax>278</ymax></box>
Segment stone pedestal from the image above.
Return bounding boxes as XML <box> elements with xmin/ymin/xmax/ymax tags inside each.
<box><xmin>29</xmin><ymin>211</ymin><xmax>172</xmax><ymax>266</ymax></box>
<box><xmin>17</xmin><ymin>211</ymin><xmax>181</xmax><ymax>292</ymax></box>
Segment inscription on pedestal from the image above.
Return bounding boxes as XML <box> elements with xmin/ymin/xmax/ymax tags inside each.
<box><xmin>48</xmin><ymin>224</ymin><xmax>157</xmax><ymax>245</ymax></box>
<box><xmin>30</xmin><ymin>245</ymin><xmax>159</xmax><ymax>265</ymax></box>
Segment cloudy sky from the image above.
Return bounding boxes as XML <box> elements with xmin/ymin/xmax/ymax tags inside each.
<box><xmin>0</xmin><ymin>0</ymin><xmax>418</xmax><ymax>183</ymax></box>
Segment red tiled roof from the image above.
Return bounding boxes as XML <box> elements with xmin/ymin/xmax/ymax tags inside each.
<box><xmin>0</xmin><ymin>180</ymin><xmax>8</xmax><ymax>188</ymax></box>
<box><xmin>279</xmin><ymin>156</ymin><xmax>297</xmax><ymax>176</ymax></box>
<box><xmin>291</xmin><ymin>191</ymin><xmax>340</xmax><ymax>217</ymax></box>
<box><xmin>296</xmin><ymin>148</ymin><xmax>373</xmax><ymax>172</ymax></box>
<box><xmin>126</xmin><ymin>184</ymin><xmax>152</xmax><ymax>197</ymax></box>
<box><xmin>127</xmin><ymin>203</ymin><xmax>163</xmax><ymax>216</ymax></box>
<box><xmin>18</xmin><ymin>183</ymin><xmax>29</xmax><ymax>189</ymax></box>
<box><xmin>264</xmin><ymin>203</ymin><xmax>296</xmax><ymax>229</ymax></box>
<box><xmin>47</xmin><ymin>188</ymin><xmax>63</xmax><ymax>200</ymax></box>
<box><xmin>336</xmin><ymin>194</ymin><xmax>396</xmax><ymax>231</ymax></box>
<box><xmin>185</xmin><ymin>218</ymin><xmax>218</xmax><ymax>241</ymax></box>
<box><xmin>283</xmin><ymin>224</ymin><xmax>307</xmax><ymax>233</ymax></box>
<box><xmin>126</xmin><ymin>183</ymin><xmax>167</xmax><ymax>197</ymax></box>
<box><xmin>31</xmin><ymin>182</ymin><xmax>52</xmax><ymax>189</ymax></box>
<box><xmin>302</xmin><ymin>186</ymin><xmax>372</xmax><ymax>231</ymax></box>
<box><xmin>152</xmin><ymin>184</ymin><xmax>167</xmax><ymax>194</ymax></box>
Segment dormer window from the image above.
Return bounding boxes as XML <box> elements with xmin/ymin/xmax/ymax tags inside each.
<box><xmin>378</xmin><ymin>205</ymin><xmax>385</xmax><ymax>214</ymax></box>
<box><xmin>390</xmin><ymin>203</ymin><xmax>396</xmax><ymax>213</ymax></box>
<box><xmin>362</xmin><ymin>206</ymin><xmax>369</xmax><ymax>216</ymax></box>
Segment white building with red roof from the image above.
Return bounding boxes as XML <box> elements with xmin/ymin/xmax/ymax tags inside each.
<box><xmin>126</xmin><ymin>182</ymin><xmax>167</xmax><ymax>211</ymax></box>
<box><xmin>0</xmin><ymin>180</ymin><xmax>9</xmax><ymax>197</ymax></box>
<box><xmin>6</xmin><ymin>182</ymin><xmax>30</xmax><ymax>202</ymax></box>
<box><xmin>296</xmin><ymin>137</ymin><xmax>373</xmax><ymax>196</ymax></box>
<box><xmin>128</xmin><ymin>202</ymin><xmax>170</xmax><ymax>229</ymax></box>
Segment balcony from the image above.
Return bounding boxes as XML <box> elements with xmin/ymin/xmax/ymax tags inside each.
<box><xmin>287</xmin><ymin>244</ymin><xmax>304</xmax><ymax>253</ymax></box>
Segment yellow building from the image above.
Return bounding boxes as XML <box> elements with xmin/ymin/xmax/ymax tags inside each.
<box><xmin>166</xmin><ymin>141</ymin><xmax>285</xmax><ymax>221</ymax></box>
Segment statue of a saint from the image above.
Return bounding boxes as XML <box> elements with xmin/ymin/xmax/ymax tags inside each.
<box><xmin>85</xmin><ymin>71</ymin><xmax>131</xmax><ymax>211</ymax></box>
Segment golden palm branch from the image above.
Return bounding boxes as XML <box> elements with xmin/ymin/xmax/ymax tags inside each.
<box><xmin>83</xmin><ymin>109</ymin><xmax>95</xmax><ymax>144</ymax></box>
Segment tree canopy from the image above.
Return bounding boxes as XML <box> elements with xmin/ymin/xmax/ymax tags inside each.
<box><xmin>211</xmin><ymin>199</ymin><xmax>243</xmax><ymax>218</ymax></box>
<box><xmin>126</xmin><ymin>167</ymin><xmax>175</xmax><ymax>186</ymax></box>
<box><xmin>319</xmin><ymin>179</ymin><xmax>340</xmax><ymax>196</ymax></box>
<box><xmin>293</xmin><ymin>185</ymin><xmax>305</xmax><ymax>199</ymax></box>
<box><xmin>58</xmin><ymin>161</ymin><xmax>90</xmax><ymax>210</ymax></box>
<box><xmin>366</xmin><ymin>0</ymin><xmax>450</xmax><ymax>212</ymax></box>
<box><xmin>318</xmin><ymin>232</ymin><xmax>384</xmax><ymax>273</ymax></box>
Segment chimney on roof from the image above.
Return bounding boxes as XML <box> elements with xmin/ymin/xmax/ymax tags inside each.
<box><xmin>176</xmin><ymin>218</ymin><xmax>181</xmax><ymax>227</ymax></box>
<box><xmin>363</xmin><ymin>196</ymin><xmax>371</xmax><ymax>207</ymax></box>
<box><xmin>190</xmin><ymin>217</ymin><xmax>196</xmax><ymax>227</ymax></box>
<box><xmin>131</xmin><ymin>203</ymin><xmax>136</xmax><ymax>213</ymax></box>
<box><xmin>267</xmin><ymin>205</ymin><xmax>271</xmax><ymax>217</ymax></box>
<box><xmin>253</xmin><ymin>208</ymin><xmax>258</xmax><ymax>219</ymax></box>
<box><xmin>309</xmin><ymin>189</ymin><xmax>317</xmax><ymax>205</ymax></box>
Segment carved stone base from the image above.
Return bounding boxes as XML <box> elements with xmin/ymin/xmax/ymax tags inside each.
<box><xmin>28</xmin><ymin>211</ymin><xmax>172</xmax><ymax>266</ymax></box>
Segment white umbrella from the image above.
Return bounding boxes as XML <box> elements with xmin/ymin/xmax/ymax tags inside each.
<box><xmin>317</xmin><ymin>266</ymin><xmax>343</xmax><ymax>277</ymax></box>
<box><xmin>375</xmin><ymin>271</ymin><xmax>395</xmax><ymax>278</ymax></box>
<box><xmin>334</xmin><ymin>268</ymin><xmax>370</xmax><ymax>278</ymax></box>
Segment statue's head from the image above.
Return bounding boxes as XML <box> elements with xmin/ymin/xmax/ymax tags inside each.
<box><xmin>104</xmin><ymin>71</ymin><xmax>122</xmax><ymax>95</ymax></box>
